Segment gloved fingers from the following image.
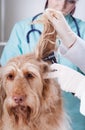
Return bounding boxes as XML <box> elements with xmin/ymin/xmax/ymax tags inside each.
<box><xmin>45</xmin><ymin>8</ymin><xmax>64</xmax><ymax>20</ymax></box>
<box><xmin>44</xmin><ymin>9</ymin><xmax>71</xmax><ymax>35</ymax></box>
<box><xmin>50</xmin><ymin>63</ymin><xmax>84</xmax><ymax>79</ymax></box>
<box><xmin>44</xmin><ymin>9</ymin><xmax>55</xmax><ymax>23</ymax></box>
<box><xmin>50</xmin><ymin>63</ymin><xmax>76</xmax><ymax>74</ymax></box>
<box><xmin>50</xmin><ymin>63</ymin><xmax>85</xmax><ymax>92</ymax></box>
<box><xmin>44</xmin><ymin>70</ymin><xmax>59</xmax><ymax>79</ymax></box>
<box><xmin>45</xmin><ymin>9</ymin><xmax>73</xmax><ymax>29</ymax></box>
<box><xmin>45</xmin><ymin>63</ymin><xmax>68</xmax><ymax>80</ymax></box>
<box><xmin>50</xmin><ymin>63</ymin><xmax>64</xmax><ymax>71</ymax></box>
<box><xmin>43</xmin><ymin>63</ymin><xmax>62</xmax><ymax>79</ymax></box>
<box><xmin>45</xmin><ymin>13</ymin><xmax>60</xmax><ymax>31</ymax></box>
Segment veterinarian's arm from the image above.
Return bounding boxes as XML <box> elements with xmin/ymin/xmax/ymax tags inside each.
<box><xmin>59</xmin><ymin>37</ymin><xmax>85</xmax><ymax>73</ymax></box>
<box><xmin>45</xmin><ymin>9</ymin><xmax>85</xmax><ymax>73</ymax></box>
<box><xmin>48</xmin><ymin>63</ymin><xmax>85</xmax><ymax>116</ymax></box>
<box><xmin>45</xmin><ymin>9</ymin><xmax>77</xmax><ymax>48</ymax></box>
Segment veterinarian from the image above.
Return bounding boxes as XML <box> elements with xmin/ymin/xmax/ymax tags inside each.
<box><xmin>0</xmin><ymin>0</ymin><xmax>85</xmax><ymax>130</ymax></box>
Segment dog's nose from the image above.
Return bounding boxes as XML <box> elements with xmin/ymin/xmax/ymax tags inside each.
<box><xmin>13</xmin><ymin>95</ymin><xmax>25</xmax><ymax>104</ymax></box>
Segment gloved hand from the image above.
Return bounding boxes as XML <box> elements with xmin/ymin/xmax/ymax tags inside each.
<box><xmin>46</xmin><ymin>63</ymin><xmax>85</xmax><ymax>116</ymax></box>
<box><xmin>45</xmin><ymin>9</ymin><xmax>77</xmax><ymax>48</ymax></box>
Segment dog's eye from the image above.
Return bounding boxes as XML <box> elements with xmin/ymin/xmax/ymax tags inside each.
<box><xmin>7</xmin><ymin>74</ymin><xmax>14</xmax><ymax>80</ymax></box>
<box><xmin>25</xmin><ymin>73</ymin><xmax>34</xmax><ymax>79</ymax></box>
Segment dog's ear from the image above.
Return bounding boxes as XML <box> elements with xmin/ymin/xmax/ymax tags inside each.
<box><xmin>0</xmin><ymin>67</ymin><xmax>6</xmax><ymax>119</ymax></box>
<box><xmin>34</xmin><ymin>14</ymin><xmax>57</xmax><ymax>60</ymax></box>
<box><xmin>39</xmin><ymin>62</ymin><xmax>54</xmax><ymax>80</ymax></box>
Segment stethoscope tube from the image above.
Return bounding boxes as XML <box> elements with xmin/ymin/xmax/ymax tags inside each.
<box><xmin>27</xmin><ymin>29</ymin><xmax>41</xmax><ymax>43</ymax></box>
<box><xmin>26</xmin><ymin>13</ymin><xmax>42</xmax><ymax>43</ymax></box>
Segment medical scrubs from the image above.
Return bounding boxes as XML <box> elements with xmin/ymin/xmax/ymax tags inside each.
<box><xmin>0</xmin><ymin>14</ymin><xmax>85</xmax><ymax>130</ymax></box>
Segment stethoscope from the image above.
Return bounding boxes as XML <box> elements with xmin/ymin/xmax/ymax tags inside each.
<box><xmin>26</xmin><ymin>13</ymin><xmax>81</xmax><ymax>63</ymax></box>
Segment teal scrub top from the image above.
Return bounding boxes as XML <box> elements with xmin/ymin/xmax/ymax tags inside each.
<box><xmin>1</xmin><ymin>14</ymin><xmax>85</xmax><ymax>130</ymax></box>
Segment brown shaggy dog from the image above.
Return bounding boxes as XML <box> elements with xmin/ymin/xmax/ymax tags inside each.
<box><xmin>0</xmin><ymin>13</ymin><xmax>71</xmax><ymax>130</ymax></box>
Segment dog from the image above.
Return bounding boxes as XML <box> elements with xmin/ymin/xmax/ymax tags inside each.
<box><xmin>0</xmin><ymin>13</ymin><xmax>71</xmax><ymax>130</ymax></box>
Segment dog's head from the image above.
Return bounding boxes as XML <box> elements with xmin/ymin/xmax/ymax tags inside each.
<box><xmin>0</xmin><ymin>55</ymin><xmax>61</xmax><ymax>124</ymax></box>
<box><xmin>0</xmin><ymin>13</ymin><xmax>62</xmax><ymax>126</ymax></box>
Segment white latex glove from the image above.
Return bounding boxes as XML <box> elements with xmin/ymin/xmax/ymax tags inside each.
<box><xmin>45</xmin><ymin>9</ymin><xmax>77</xmax><ymax>48</ymax></box>
<box><xmin>46</xmin><ymin>63</ymin><xmax>85</xmax><ymax>116</ymax></box>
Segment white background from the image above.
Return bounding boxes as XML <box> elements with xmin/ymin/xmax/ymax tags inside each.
<box><xmin>0</xmin><ymin>0</ymin><xmax>85</xmax><ymax>42</ymax></box>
